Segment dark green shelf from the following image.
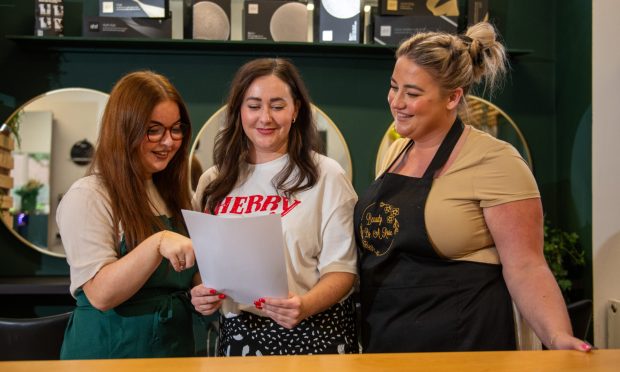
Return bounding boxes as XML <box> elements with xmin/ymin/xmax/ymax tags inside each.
<box><xmin>7</xmin><ymin>35</ymin><xmax>532</xmax><ymax>59</ymax></box>
<box><xmin>6</xmin><ymin>35</ymin><xmax>397</xmax><ymax>59</ymax></box>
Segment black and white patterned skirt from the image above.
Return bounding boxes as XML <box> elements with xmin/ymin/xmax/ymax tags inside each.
<box><xmin>218</xmin><ymin>296</ymin><xmax>358</xmax><ymax>356</ymax></box>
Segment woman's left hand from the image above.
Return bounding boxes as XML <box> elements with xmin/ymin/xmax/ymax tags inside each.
<box><xmin>257</xmin><ymin>292</ymin><xmax>307</xmax><ymax>329</ymax></box>
<box><xmin>549</xmin><ymin>332</ymin><xmax>593</xmax><ymax>352</ymax></box>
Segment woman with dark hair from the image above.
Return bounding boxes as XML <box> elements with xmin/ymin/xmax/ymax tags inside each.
<box><xmin>190</xmin><ymin>58</ymin><xmax>358</xmax><ymax>356</ymax></box>
<box><xmin>57</xmin><ymin>70</ymin><xmax>199</xmax><ymax>359</ymax></box>
<box><xmin>356</xmin><ymin>22</ymin><xmax>590</xmax><ymax>353</ymax></box>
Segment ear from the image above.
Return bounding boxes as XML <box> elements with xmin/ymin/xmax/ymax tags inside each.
<box><xmin>293</xmin><ymin>100</ymin><xmax>301</xmax><ymax>122</ymax></box>
<box><xmin>446</xmin><ymin>88</ymin><xmax>464</xmax><ymax>111</ymax></box>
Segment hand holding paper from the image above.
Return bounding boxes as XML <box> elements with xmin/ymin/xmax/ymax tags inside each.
<box><xmin>182</xmin><ymin>210</ymin><xmax>289</xmax><ymax>305</ymax></box>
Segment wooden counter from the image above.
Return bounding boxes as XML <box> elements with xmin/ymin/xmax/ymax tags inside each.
<box><xmin>0</xmin><ymin>350</ymin><xmax>618</xmax><ymax>372</ymax></box>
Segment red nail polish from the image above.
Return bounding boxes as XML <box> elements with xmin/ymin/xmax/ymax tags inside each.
<box><xmin>209</xmin><ymin>289</ymin><xmax>217</xmax><ymax>294</ymax></box>
<box><xmin>218</xmin><ymin>294</ymin><xmax>226</xmax><ymax>299</ymax></box>
<box><xmin>256</xmin><ymin>305</ymin><xmax>262</xmax><ymax>310</ymax></box>
<box><xmin>581</xmin><ymin>343</ymin><xmax>591</xmax><ymax>350</ymax></box>
<box><xmin>259</xmin><ymin>298</ymin><xmax>266</xmax><ymax>303</ymax></box>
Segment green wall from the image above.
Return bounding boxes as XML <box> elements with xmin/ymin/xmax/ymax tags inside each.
<box><xmin>0</xmin><ymin>1</ymin><xmax>593</xmax><ymax>302</ymax></box>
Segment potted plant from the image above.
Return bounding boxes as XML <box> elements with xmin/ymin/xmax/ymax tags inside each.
<box><xmin>543</xmin><ymin>220</ymin><xmax>586</xmax><ymax>300</ymax></box>
<box><xmin>15</xmin><ymin>179</ymin><xmax>43</xmax><ymax>214</ymax></box>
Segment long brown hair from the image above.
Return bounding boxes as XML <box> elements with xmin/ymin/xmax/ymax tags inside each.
<box><xmin>89</xmin><ymin>70</ymin><xmax>192</xmax><ymax>251</ymax></box>
<box><xmin>204</xmin><ymin>58</ymin><xmax>319</xmax><ymax>213</ymax></box>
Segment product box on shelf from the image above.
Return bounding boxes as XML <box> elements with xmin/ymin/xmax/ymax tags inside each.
<box><xmin>83</xmin><ymin>16</ymin><xmax>172</xmax><ymax>38</ymax></box>
<box><xmin>190</xmin><ymin>0</ymin><xmax>231</xmax><ymax>40</ymax></box>
<box><xmin>314</xmin><ymin>0</ymin><xmax>361</xmax><ymax>43</ymax></box>
<box><xmin>243</xmin><ymin>0</ymin><xmax>308</xmax><ymax>42</ymax></box>
<box><xmin>373</xmin><ymin>13</ymin><xmax>457</xmax><ymax>46</ymax></box>
<box><xmin>379</xmin><ymin>0</ymin><xmax>459</xmax><ymax>17</ymax></box>
<box><xmin>99</xmin><ymin>0</ymin><xmax>168</xmax><ymax>18</ymax></box>
<box><xmin>35</xmin><ymin>0</ymin><xmax>64</xmax><ymax>36</ymax></box>
<box><xmin>466</xmin><ymin>0</ymin><xmax>488</xmax><ymax>26</ymax></box>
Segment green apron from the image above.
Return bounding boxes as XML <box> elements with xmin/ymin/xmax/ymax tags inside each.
<box><xmin>61</xmin><ymin>218</ymin><xmax>197</xmax><ymax>359</ymax></box>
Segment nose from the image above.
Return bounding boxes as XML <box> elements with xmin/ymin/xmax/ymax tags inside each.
<box><xmin>259</xmin><ymin>107</ymin><xmax>272</xmax><ymax>123</ymax></box>
<box><xmin>159</xmin><ymin>128</ymin><xmax>175</xmax><ymax>145</ymax></box>
<box><xmin>389</xmin><ymin>90</ymin><xmax>405</xmax><ymax>110</ymax></box>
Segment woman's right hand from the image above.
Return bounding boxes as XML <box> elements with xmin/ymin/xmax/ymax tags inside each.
<box><xmin>190</xmin><ymin>285</ymin><xmax>226</xmax><ymax>315</ymax></box>
<box><xmin>157</xmin><ymin>230</ymin><xmax>195</xmax><ymax>272</ymax></box>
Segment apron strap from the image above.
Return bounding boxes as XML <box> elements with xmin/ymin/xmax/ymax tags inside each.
<box><xmin>422</xmin><ymin>117</ymin><xmax>464</xmax><ymax>179</ymax></box>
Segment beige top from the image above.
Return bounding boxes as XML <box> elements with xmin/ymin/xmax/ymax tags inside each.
<box><xmin>378</xmin><ymin>127</ymin><xmax>540</xmax><ymax>264</ymax></box>
<box><xmin>57</xmin><ymin>175</ymin><xmax>170</xmax><ymax>296</ymax></box>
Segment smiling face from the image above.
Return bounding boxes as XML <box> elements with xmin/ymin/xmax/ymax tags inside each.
<box><xmin>139</xmin><ymin>99</ymin><xmax>183</xmax><ymax>178</ymax></box>
<box><xmin>240</xmin><ymin>74</ymin><xmax>299</xmax><ymax>164</ymax></box>
<box><xmin>388</xmin><ymin>57</ymin><xmax>457</xmax><ymax>142</ymax></box>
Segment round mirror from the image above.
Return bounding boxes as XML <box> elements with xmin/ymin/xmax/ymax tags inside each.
<box><xmin>190</xmin><ymin>104</ymin><xmax>354</xmax><ymax>190</ymax></box>
<box><xmin>375</xmin><ymin>95</ymin><xmax>533</xmax><ymax>175</ymax></box>
<box><xmin>1</xmin><ymin>88</ymin><xmax>109</xmax><ymax>258</ymax></box>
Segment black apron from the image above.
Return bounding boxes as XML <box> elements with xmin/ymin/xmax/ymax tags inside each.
<box><xmin>355</xmin><ymin>118</ymin><xmax>515</xmax><ymax>353</ymax></box>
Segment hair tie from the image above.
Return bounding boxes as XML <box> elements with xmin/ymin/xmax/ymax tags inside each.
<box><xmin>458</xmin><ymin>35</ymin><xmax>473</xmax><ymax>45</ymax></box>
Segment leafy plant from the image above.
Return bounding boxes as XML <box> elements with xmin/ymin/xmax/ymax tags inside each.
<box><xmin>3</xmin><ymin>109</ymin><xmax>23</xmax><ymax>148</ymax></box>
<box><xmin>543</xmin><ymin>220</ymin><xmax>585</xmax><ymax>296</ymax></box>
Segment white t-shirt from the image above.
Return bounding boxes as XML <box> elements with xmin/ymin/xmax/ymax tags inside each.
<box><xmin>192</xmin><ymin>153</ymin><xmax>358</xmax><ymax>315</ymax></box>
<box><xmin>57</xmin><ymin>175</ymin><xmax>170</xmax><ymax>296</ymax></box>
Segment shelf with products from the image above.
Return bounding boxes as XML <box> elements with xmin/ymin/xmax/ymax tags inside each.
<box><xmin>6</xmin><ymin>35</ymin><xmax>532</xmax><ymax>59</ymax></box>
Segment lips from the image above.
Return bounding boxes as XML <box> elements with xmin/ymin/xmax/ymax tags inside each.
<box><xmin>256</xmin><ymin>127</ymin><xmax>277</xmax><ymax>135</ymax></box>
<box><xmin>152</xmin><ymin>150</ymin><xmax>170</xmax><ymax>159</ymax></box>
<box><xmin>394</xmin><ymin>111</ymin><xmax>413</xmax><ymax>121</ymax></box>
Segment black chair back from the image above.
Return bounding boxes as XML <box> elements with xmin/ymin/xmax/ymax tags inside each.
<box><xmin>567</xmin><ymin>299</ymin><xmax>593</xmax><ymax>341</ymax></box>
<box><xmin>0</xmin><ymin>312</ymin><xmax>71</xmax><ymax>360</ymax></box>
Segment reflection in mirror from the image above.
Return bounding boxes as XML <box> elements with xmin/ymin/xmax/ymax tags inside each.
<box><xmin>375</xmin><ymin>95</ymin><xmax>533</xmax><ymax>175</ymax></box>
<box><xmin>1</xmin><ymin>88</ymin><xmax>109</xmax><ymax>258</ymax></box>
<box><xmin>190</xmin><ymin>104</ymin><xmax>353</xmax><ymax>191</ymax></box>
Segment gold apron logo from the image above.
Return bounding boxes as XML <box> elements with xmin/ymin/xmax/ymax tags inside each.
<box><xmin>359</xmin><ymin>202</ymin><xmax>400</xmax><ymax>256</ymax></box>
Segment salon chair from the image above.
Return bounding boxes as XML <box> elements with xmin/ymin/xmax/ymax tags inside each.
<box><xmin>0</xmin><ymin>311</ymin><xmax>71</xmax><ymax>360</ymax></box>
<box><xmin>567</xmin><ymin>299</ymin><xmax>593</xmax><ymax>341</ymax></box>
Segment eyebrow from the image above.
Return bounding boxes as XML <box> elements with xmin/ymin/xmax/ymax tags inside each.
<box><xmin>149</xmin><ymin>119</ymin><xmax>182</xmax><ymax>126</ymax></box>
<box><xmin>391</xmin><ymin>78</ymin><xmax>425</xmax><ymax>92</ymax></box>
<box><xmin>245</xmin><ymin>97</ymin><xmax>287</xmax><ymax>103</ymax></box>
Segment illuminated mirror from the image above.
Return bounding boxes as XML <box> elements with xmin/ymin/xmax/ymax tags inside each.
<box><xmin>1</xmin><ymin>88</ymin><xmax>109</xmax><ymax>258</ymax></box>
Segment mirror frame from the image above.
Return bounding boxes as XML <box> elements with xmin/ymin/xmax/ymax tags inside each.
<box><xmin>2</xmin><ymin>88</ymin><xmax>109</xmax><ymax>258</ymax></box>
<box><xmin>189</xmin><ymin>104</ymin><xmax>354</xmax><ymax>191</ymax></box>
<box><xmin>375</xmin><ymin>95</ymin><xmax>533</xmax><ymax>175</ymax></box>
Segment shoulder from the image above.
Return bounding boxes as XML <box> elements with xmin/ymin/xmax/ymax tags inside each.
<box><xmin>314</xmin><ymin>153</ymin><xmax>347</xmax><ymax>178</ymax></box>
<box><xmin>63</xmin><ymin>175</ymin><xmax>110</xmax><ymax>202</ymax></box>
<box><xmin>378</xmin><ymin>138</ymin><xmax>410</xmax><ymax>176</ymax></box>
<box><xmin>312</xmin><ymin>153</ymin><xmax>357</xmax><ymax>199</ymax></box>
<box><xmin>192</xmin><ymin>166</ymin><xmax>219</xmax><ymax>211</ymax></box>
<box><xmin>465</xmin><ymin>127</ymin><xmax>524</xmax><ymax>161</ymax></box>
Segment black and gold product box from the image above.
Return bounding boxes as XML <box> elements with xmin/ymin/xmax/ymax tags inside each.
<box><xmin>243</xmin><ymin>0</ymin><xmax>308</xmax><ymax>42</ymax></box>
<box><xmin>466</xmin><ymin>0</ymin><xmax>488</xmax><ymax>26</ymax></box>
<box><xmin>379</xmin><ymin>0</ymin><xmax>459</xmax><ymax>17</ymax></box>
<box><xmin>314</xmin><ymin>0</ymin><xmax>361</xmax><ymax>43</ymax></box>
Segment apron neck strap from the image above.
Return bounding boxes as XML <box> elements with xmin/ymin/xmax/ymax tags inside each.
<box><xmin>422</xmin><ymin>117</ymin><xmax>464</xmax><ymax>179</ymax></box>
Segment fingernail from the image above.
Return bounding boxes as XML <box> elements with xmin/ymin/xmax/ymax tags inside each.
<box><xmin>209</xmin><ymin>289</ymin><xmax>217</xmax><ymax>294</ymax></box>
<box><xmin>259</xmin><ymin>298</ymin><xmax>266</xmax><ymax>303</ymax></box>
<box><xmin>218</xmin><ymin>293</ymin><xmax>226</xmax><ymax>299</ymax></box>
<box><xmin>256</xmin><ymin>305</ymin><xmax>262</xmax><ymax>310</ymax></box>
<box><xmin>581</xmin><ymin>343</ymin><xmax>591</xmax><ymax>350</ymax></box>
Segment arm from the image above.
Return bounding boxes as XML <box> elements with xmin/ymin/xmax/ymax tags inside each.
<box><xmin>260</xmin><ymin>272</ymin><xmax>355</xmax><ymax>329</ymax></box>
<box><xmin>83</xmin><ymin>230</ymin><xmax>195</xmax><ymax>311</ymax></box>
<box><xmin>484</xmin><ymin>198</ymin><xmax>590</xmax><ymax>351</ymax></box>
